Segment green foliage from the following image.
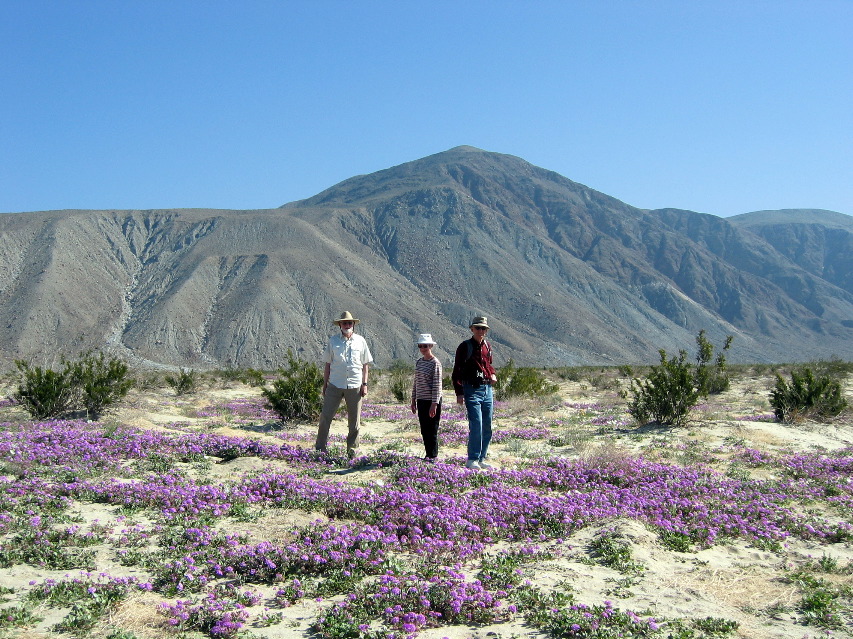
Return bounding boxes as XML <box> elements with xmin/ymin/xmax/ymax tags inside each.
<box><xmin>589</xmin><ymin>530</ymin><xmax>645</xmax><ymax>575</ymax></box>
<box><xmin>770</xmin><ymin>366</ymin><xmax>848</xmax><ymax>423</ymax></box>
<box><xmin>787</xmin><ymin>570</ymin><xmax>851</xmax><ymax>629</ymax></box>
<box><xmin>494</xmin><ymin>359</ymin><xmax>558</xmax><ymax>401</ymax></box>
<box><xmin>628</xmin><ymin>349</ymin><xmax>699</xmax><ymax>426</ymax></box>
<box><xmin>13</xmin><ymin>352</ymin><xmax>132</xmax><ymax>420</ymax></box>
<box><xmin>694</xmin><ymin>330</ymin><xmax>734</xmax><ymax>395</ymax></box>
<box><xmin>388</xmin><ymin>360</ymin><xmax>412</xmax><ymax>402</ymax></box>
<box><xmin>68</xmin><ymin>352</ymin><xmax>133</xmax><ymax>419</ymax></box>
<box><xmin>241</xmin><ymin>367</ymin><xmax>267</xmax><ymax>387</ymax></box>
<box><xmin>262</xmin><ymin>350</ymin><xmax>323</xmax><ymax>421</ymax></box>
<box><xmin>13</xmin><ymin>360</ymin><xmax>76</xmax><ymax>419</ymax></box>
<box><xmin>164</xmin><ymin>368</ymin><xmax>197</xmax><ymax>396</ymax></box>
<box><xmin>0</xmin><ymin>604</ymin><xmax>42</xmax><ymax>630</ymax></box>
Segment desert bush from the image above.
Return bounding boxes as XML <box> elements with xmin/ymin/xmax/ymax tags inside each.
<box><xmin>694</xmin><ymin>330</ymin><xmax>733</xmax><ymax>395</ymax></box>
<box><xmin>165</xmin><ymin>368</ymin><xmax>197</xmax><ymax>396</ymax></box>
<box><xmin>387</xmin><ymin>359</ymin><xmax>412</xmax><ymax>403</ymax></box>
<box><xmin>617</xmin><ymin>365</ymin><xmax>634</xmax><ymax>379</ymax></box>
<box><xmin>628</xmin><ymin>349</ymin><xmax>699</xmax><ymax>426</ymax></box>
<box><xmin>494</xmin><ymin>359</ymin><xmax>559</xmax><ymax>401</ymax></box>
<box><xmin>67</xmin><ymin>352</ymin><xmax>133</xmax><ymax>419</ymax></box>
<box><xmin>13</xmin><ymin>352</ymin><xmax>132</xmax><ymax>420</ymax></box>
<box><xmin>241</xmin><ymin>368</ymin><xmax>267</xmax><ymax>387</ymax></box>
<box><xmin>132</xmin><ymin>371</ymin><xmax>161</xmax><ymax>391</ymax></box>
<box><xmin>262</xmin><ymin>351</ymin><xmax>322</xmax><ymax>421</ymax></box>
<box><xmin>13</xmin><ymin>360</ymin><xmax>76</xmax><ymax>420</ymax></box>
<box><xmin>811</xmin><ymin>357</ymin><xmax>853</xmax><ymax>379</ymax></box>
<box><xmin>770</xmin><ymin>366</ymin><xmax>847</xmax><ymax>423</ymax></box>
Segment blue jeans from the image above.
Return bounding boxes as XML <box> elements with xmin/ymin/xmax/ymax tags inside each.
<box><xmin>463</xmin><ymin>383</ymin><xmax>493</xmax><ymax>462</ymax></box>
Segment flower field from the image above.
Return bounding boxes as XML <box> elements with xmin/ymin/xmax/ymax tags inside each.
<box><xmin>0</xmin><ymin>372</ymin><xmax>851</xmax><ymax>639</ymax></box>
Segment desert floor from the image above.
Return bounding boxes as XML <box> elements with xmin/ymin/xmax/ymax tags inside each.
<box><xmin>0</xmin><ymin>369</ymin><xmax>851</xmax><ymax>639</ymax></box>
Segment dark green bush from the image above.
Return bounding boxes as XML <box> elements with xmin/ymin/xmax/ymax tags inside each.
<box><xmin>68</xmin><ymin>352</ymin><xmax>133</xmax><ymax>419</ymax></box>
<box><xmin>694</xmin><ymin>330</ymin><xmax>733</xmax><ymax>396</ymax></box>
<box><xmin>13</xmin><ymin>360</ymin><xmax>76</xmax><ymax>420</ymax></box>
<box><xmin>262</xmin><ymin>351</ymin><xmax>322</xmax><ymax>422</ymax></box>
<box><xmin>13</xmin><ymin>353</ymin><xmax>132</xmax><ymax>420</ymax></box>
<box><xmin>628</xmin><ymin>349</ymin><xmax>699</xmax><ymax>426</ymax></box>
<box><xmin>164</xmin><ymin>368</ymin><xmax>197</xmax><ymax>396</ymax></box>
<box><xmin>494</xmin><ymin>359</ymin><xmax>558</xmax><ymax>401</ymax></box>
<box><xmin>770</xmin><ymin>367</ymin><xmax>847</xmax><ymax>423</ymax></box>
<box><xmin>387</xmin><ymin>360</ymin><xmax>412</xmax><ymax>403</ymax></box>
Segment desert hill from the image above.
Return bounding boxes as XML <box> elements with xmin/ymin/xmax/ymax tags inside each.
<box><xmin>0</xmin><ymin>146</ymin><xmax>851</xmax><ymax>369</ymax></box>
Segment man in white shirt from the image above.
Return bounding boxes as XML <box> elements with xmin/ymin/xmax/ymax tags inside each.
<box><xmin>315</xmin><ymin>311</ymin><xmax>374</xmax><ymax>458</ymax></box>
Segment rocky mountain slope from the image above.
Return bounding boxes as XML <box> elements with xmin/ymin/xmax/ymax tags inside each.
<box><xmin>1</xmin><ymin>146</ymin><xmax>851</xmax><ymax>369</ymax></box>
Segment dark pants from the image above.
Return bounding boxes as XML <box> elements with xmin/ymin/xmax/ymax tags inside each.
<box><xmin>416</xmin><ymin>399</ymin><xmax>442</xmax><ymax>459</ymax></box>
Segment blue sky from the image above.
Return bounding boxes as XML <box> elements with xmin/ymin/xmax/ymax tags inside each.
<box><xmin>2</xmin><ymin>1</ymin><xmax>851</xmax><ymax>217</ymax></box>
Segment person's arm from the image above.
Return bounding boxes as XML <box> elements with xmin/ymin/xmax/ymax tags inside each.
<box><xmin>410</xmin><ymin>364</ymin><xmax>418</xmax><ymax>413</ymax></box>
<box><xmin>486</xmin><ymin>341</ymin><xmax>497</xmax><ymax>382</ymax></box>
<box><xmin>322</xmin><ymin>362</ymin><xmax>331</xmax><ymax>396</ymax></box>
<box><xmin>451</xmin><ymin>342</ymin><xmax>466</xmax><ymax>404</ymax></box>
<box><xmin>360</xmin><ymin>363</ymin><xmax>369</xmax><ymax>397</ymax></box>
<box><xmin>430</xmin><ymin>359</ymin><xmax>443</xmax><ymax>416</ymax></box>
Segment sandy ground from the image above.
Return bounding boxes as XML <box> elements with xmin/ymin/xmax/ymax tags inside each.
<box><xmin>0</xmin><ymin>370</ymin><xmax>851</xmax><ymax>639</ymax></box>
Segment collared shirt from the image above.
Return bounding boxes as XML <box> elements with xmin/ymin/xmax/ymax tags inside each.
<box><xmin>451</xmin><ymin>338</ymin><xmax>495</xmax><ymax>396</ymax></box>
<box><xmin>325</xmin><ymin>333</ymin><xmax>374</xmax><ymax>389</ymax></box>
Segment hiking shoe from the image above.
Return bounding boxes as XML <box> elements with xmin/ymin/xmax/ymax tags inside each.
<box><xmin>478</xmin><ymin>460</ymin><xmax>493</xmax><ymax>469</ymax></box>
<box><xmin>465</xmin><ymin>460</ymin><xmax>481</xmax><ymax>470</ymax></box>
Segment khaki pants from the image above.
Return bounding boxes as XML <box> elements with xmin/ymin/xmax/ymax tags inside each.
<box><xmin>315</xmin><ymin>383</ymin><xmax>363</xmax><ymax>456</ymax></box>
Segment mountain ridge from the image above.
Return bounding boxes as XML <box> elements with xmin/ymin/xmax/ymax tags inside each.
<box><xmin>1</xmin><ymin>147</ymin><xmax>851</xmax><ymax>369</ymax></box>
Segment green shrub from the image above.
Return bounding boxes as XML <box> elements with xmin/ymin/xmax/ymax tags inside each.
<box><xmin>770</xmin><ymin>367</ymin><xmax>847</xmax><ymax>423</ymax></box>
<box><xmin>13</xmin><ymin>353</ymin><xmax>131</xmax><ymax>420</ymax></box>
<box><xmin>68</xmin><ymin>352</ymin><xmax>133</xmax><ymax>419</ymax></box>
<box><xmin>262</xmin><ymin>351</ymin><xmax>322</xmax><ymax>422</ymax></box>
<box><xmin>628</xmin><ymin>349</ymin><xmax>699</xmax><ymax>426</ymax></box>
<box><xmin>241</xmin><ymin>368</ymin><xmax>267</xmax><ymax>387</ymax></box>
<box><xmin>164</xmin><ymin>368</ymin><xmax>197</xmax><ymax>396</ymax></box>
<box><xmin>385</xmin><ymin>359</ymin><xmax>412</xmax><ymax>403</ymax></box>
<box><xmin>694</xmin><ymin>330</ymin><xmax>733</xmax><ymax>395</ymax></box>
<box><xmin>494</xmin><ymin>359</ymin><xmax>558</xmax><ymax>401</ymax></box>
<box><xmin>13</xmin><ymin>360</ymin><xmax>76</xmax><ymax>420</ymax></box>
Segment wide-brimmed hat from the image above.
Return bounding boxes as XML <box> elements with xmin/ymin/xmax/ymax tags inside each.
<box><xmin>333</xmin><ymin>311</ymin><xmax>360</xmax><ymax>326</ymax></box>
<box><xmin>469</xmin><ymin>316</ymin><xmax>490</xmax><ymax>328</ymax></box>
<box><xmin>416</xmin><ymin>333</ymin><xmax>436</xmax><ymax>346</ymax></box>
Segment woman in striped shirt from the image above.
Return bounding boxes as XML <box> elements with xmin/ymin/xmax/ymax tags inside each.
<box><xmin>410</xmin><ymin>333</ymin><xmax>443</xmax><ymax>461</ymax></box>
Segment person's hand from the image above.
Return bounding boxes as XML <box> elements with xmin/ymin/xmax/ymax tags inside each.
<box><xmin>410</xmin><ymin>400</ymin><xmax>416</xmax><ymax>414</ymax></box>
<box><xmin>322</xmin><ymin>382</ymin><xmax>328</xmax><ymax>396</ymax></box>
<box><xmin>456</xmin><ymin>396</ymin><xmax>464</xmax><ymax>406</ymax></box>
<box><xmin>360</xmin><ymin>384</ymin><xmax>368</xmax><ymax>397</ymax></box>
<box><xmin>429</xmin><ymin>402</ymin><xmax>437</xmax><ymax>418</ymax></box>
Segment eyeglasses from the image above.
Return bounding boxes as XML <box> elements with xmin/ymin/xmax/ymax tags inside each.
<box><xmin>473</xmin><ymin>326</ymin><xmax>488</xmax><ymax>331</ymax></box>
<box><xmin>418</xmin><ymin>344</ymin><xmax>431</xmax><ymax>349</ymax></box>
<box><xmin>340</xmin><ymin>322</ymin><xmax>354</xmax><ymax>326</ymax></box>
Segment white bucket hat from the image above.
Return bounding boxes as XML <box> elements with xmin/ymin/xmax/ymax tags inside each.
<box><xmin>416</xmin><ymin>333</ymin><xmax>436</xmax><ymax>346</ymax></box>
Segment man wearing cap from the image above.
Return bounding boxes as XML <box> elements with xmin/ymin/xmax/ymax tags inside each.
<box><xmin>315</xmin><ymin>311</ymin><xmax>374</xmax><ymax>458</ymax></box>
<box><xmin>451</xmin><ymin>316</ymin><xmax>497</xmax><ymax>470</ymax></box>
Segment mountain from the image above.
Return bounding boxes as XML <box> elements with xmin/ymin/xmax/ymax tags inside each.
<box><xmin>1</xmin><ymin>146</ymin><xmax>851</xmax><ymax>369</ymax></box>
<box><xmin>729</xmin><ymin>209</ymin><xmax>853</xmax><ymax>297</ymax></box>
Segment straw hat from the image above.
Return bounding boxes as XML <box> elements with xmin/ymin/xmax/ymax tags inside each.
<box><xmin>416</xmin><ymin>333</ymin><xmax>436</xmax><ymax>346</ymax></box>
<box><xmin>333</xmin><ymin>311</ymin><xmax>360</xmax><ymax>326</ymax></box>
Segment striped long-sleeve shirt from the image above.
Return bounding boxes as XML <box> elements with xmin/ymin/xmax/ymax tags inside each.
<box><xmin>411</xmin><ymin>357</ymin><xmax>443</xmax><ymax>404</ymax></box>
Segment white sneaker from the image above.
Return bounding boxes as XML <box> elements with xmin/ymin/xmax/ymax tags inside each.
<box><xmin>478</xmin><ymin>460</ymin><xmax>493</xmax><ymax>469</ymax></box>
<box><xmin>465</xmin><ymin>460</ymin><xmax>481</xmax><ymax>470</ymax></box>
